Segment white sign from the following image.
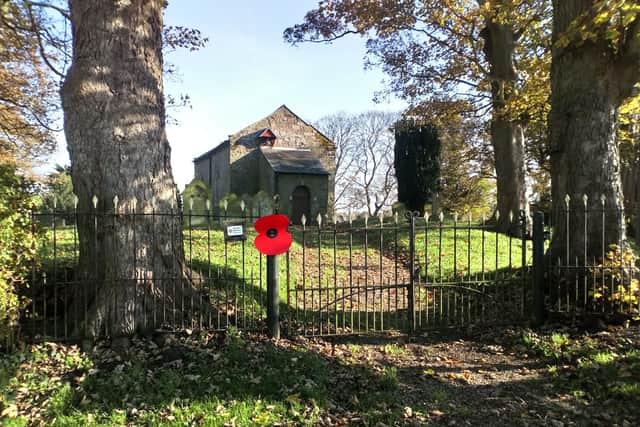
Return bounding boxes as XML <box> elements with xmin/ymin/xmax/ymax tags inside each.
<box><xmin>227</xmin><ymin>225</ymin><xmax>243</xmax><ymax>237</ymax></box>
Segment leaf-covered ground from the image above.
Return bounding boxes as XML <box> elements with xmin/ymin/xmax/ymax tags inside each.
<box><xmin>1</xmin><ymin>323</ymin><xmax>639</xmax><ymax>426</ymax></box>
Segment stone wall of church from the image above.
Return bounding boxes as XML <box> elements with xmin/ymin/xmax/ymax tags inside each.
<box><xmin>193</xmin><ymin>144</ymin><xmax>230</xmax><ymax>215</ymax></box>
<box><xmin>228</xmin><ymin>106</ymin><xmax>335</xmax><ymax>213</ymax></box>
<box><xmin>194</xmin><ymin>106</ymin><xmax>336</xmax><ymax>216</ymax></box>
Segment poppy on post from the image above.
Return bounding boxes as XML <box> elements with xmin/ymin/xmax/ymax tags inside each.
<box><xmin>254</xmin><ymin>214</ymin><xmax>292</xmax><ymax>256</ymax></box>
<box><xmin>254</xmin><ymin>214</ymin><xmax>292</xmax><ymax>338</ymax></box>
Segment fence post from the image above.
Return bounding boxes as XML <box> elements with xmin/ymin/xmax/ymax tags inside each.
<box><xmin>520</xmin><ymin>210</ymin><xmax>527</xmax><ymax>318</ymax></box>
<box><xmin>532</xmin><ymin>212</ymin><xmax>546</xmax><ymax>326</ymax></box>
<box><xmin>266</xmin><ymin>254</ymin><xmax>280</xmax><ymax>339</ymax></box>
<box><xmin>406</xmin><ymin>211</ymin><xmax>418</xmax><ymax>333</ymax></box>
<box><xmin>266</xmin><ymin>196</ymin><xmax>281</xmax><ymax>339</ymax></box>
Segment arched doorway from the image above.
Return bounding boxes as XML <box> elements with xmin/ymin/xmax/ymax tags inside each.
<box><xmin>291</xmin><ymin>185</ymin><xmax>311</xmax><ymax>224</ymax></box>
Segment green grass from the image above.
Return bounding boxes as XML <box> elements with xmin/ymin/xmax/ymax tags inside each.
<box><xmin>408</xmin><ymin>225</ymin><xmax>531</xmax><ymax>281</ymax></box>
<box><xmin>0</xmin><ymin>334</ymin><xmax>407</xmax><ymax>426</ymax></box>
<box><xmin>34</xmin><ymin>222</ymin><xmax>530</xmax><ymax>333</ymax></box>
<box><xmin>38</xmin><ymin>222</ymin><xmax>529</xmax><ymax>285</ymax></box>
<box><xmin>518</xmin><ymin>329</ymin><xmax>640</xmax><ymax>413</ymax></box>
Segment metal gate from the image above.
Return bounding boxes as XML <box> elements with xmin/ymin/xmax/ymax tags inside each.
<box><xmin>285</xmin><ymin>211</ymin><xmax>531</xmax><ymax>336</ymax></box>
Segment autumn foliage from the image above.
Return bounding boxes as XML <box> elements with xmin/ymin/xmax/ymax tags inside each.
<box><xmin>0</xmin><ymin>2</ymin><xmax>57</xmax><ymax>344</ymax></box>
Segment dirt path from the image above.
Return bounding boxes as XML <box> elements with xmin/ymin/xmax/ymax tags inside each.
<box><xmin>303</xmin><ymin>324</ymin><xmax>640</xmax><ymax>426</ymax></box>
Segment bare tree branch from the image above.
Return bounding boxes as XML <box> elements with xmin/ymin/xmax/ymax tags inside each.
<box><xmin>27</xmin><ymin>1</ymin><xmax>71</xmax><ymax>21</ymax></box>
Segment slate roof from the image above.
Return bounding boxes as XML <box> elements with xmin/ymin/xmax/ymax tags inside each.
<box><xmin>260</xmin><ymin>147</ymin><xmax>329</xmax><ymax>175</ymax></box>
<box><xmin>192</xmin><ymin>104</ymin><xmax>336</xmax><ymax>163</ymax></box>
<box><xmin>193</xmin><ymin>140</ymin><xmax>229</xmax><ymax>162</ymax></box>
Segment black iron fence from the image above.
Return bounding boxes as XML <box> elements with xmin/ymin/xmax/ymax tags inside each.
<box><xmin>542</xmin><ymin>200</ymin><xmax>640</xmax><ymax>319</ymax></box>
<box><xmin>16</xmin><ymin>200</ymin><xmax>640</xmax><ymax>343</ymax></box>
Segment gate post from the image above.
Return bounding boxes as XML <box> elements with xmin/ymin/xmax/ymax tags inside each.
<box><xmin>406</xmin><ymin>211</ymin><xmax>418</xmax><ymax>333</ymax></box>
<box><xmin>532</xmin><ymin>212</ymin><xmax>546</xmax><ymax>326</ymax></box>
<box><xmin>267</xmin><ymin>254</ymin><xmax>280</xmax><ymax>339</ymax></box>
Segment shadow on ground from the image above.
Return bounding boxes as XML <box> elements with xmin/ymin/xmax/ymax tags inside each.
<box><xmin>2</xmin><ymin>324</ymin><xmax>639</xmax><ymax>426</ymax></box>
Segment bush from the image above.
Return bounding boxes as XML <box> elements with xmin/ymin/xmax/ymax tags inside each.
<box><xmin>0</xmin><ymin>163</ymin><xmax>39</xmax><ymax>346</ymax></box>
<box><xmin>589</xmin><ymin>245</ymin><xmax>639</xmax><ymax>313</ymax></box>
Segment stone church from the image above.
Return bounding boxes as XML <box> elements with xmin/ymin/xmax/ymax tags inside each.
<box><xmin>193</xmin><ymin>105</ymin><xmax>336</xmax><ymax>223</ymax></box>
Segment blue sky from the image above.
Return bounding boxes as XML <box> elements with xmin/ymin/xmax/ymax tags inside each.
<box><xmin>49</xmin><ymin>0</ymin><xmax>405</xmax><ymax>188</ymax></box>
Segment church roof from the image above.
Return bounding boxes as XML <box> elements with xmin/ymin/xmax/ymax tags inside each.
<box><xmin>193</xmin><ymin>140</ymin><xmax>229</xmax><ymax>162</ymax></box>
<box><xmin>193</xmin><ymin>104</ymin><xmax>336</xmax><ymax>163</ymax></box>
<box><xmin>260</xmin><ymin>147</ymin><xmax>329</xmax><ymax>175</ymax></box>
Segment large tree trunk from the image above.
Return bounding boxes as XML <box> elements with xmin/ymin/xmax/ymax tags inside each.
<box><xmin>61</xmin><ymin>0</ymin><xmax>201</xmax><ymax>337</ymax></box>
<box><xmin>621</xmin><ymin>146</ymin><xmax>640</xmax><ymax>243</ymax></box>
<box><xmin>491</xmin><ymin>104</ymin><xmax>528</xmax><ymax>234</ymax></box>
<box><xmin>481</xmin><ymin>12</ymin><xmax>529</xmax><ymax>235</ymax></box>
<box><xmin>548</xmin><ymin>0</ymin><xmax>638</xmax><ymax>261</ymax></box>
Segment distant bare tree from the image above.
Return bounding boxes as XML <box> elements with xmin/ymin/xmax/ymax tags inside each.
<box><xmin>317</xmin><ymin>111</ymin><xmax>398</xmax><ymax>216</ymax></box>
<box><xmin>315</xmin><ymin>112</ymin><xmax>358</xmax><ymax>211</ymax></box>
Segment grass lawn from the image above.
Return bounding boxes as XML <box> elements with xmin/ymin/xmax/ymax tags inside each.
<box><xmin>1</xmin><ymin>324</ymin><xmax>639</xmax><ymax>426</ymax></box>
<box><xmin>37</xmin><ymin>221</ymin><xmax>530</xmax><ymax>291</ymax></box>
<box><xmin>32</xmin><ymin>222</ymin><xmax>530</xmax><ymax>335</ymax></box>
<box><xmin>0</xmin><ymin>331</ymin><xmax>404</xmax><ymax>426</ymax></box>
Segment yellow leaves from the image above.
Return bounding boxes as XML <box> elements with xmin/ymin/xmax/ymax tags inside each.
<box><xmin>622</xmin><ymin>12</ymin><xmax>637</xmax><ymax>26</ymax></box>
<box><xmin>587</xmin><ymin>244</ymin><xmax>640</xmax><ymax>309</ymax></box>
<box><xmin>286</xmin><ymin>393</ymin><xmax>302</xmax><ymax>406</ymax></box>
<box><xmin>423</xmin><ymin>368</ymin><xmax>436</xmax><ymax>376</ymax></box>
<box><xmin>620</xmin><ymin>96</ymin><xmax>640</xmax><ymax>119</ymax></box>
<box><xmin>555</xmin><ymin>0</ymin><xmax>640</xmax><ymax>51</ymax></box>
<box><xmin>252</xmin><ymin>411</ymin><xmax>272</xmax><ymax>426</ymax></box>
<box><xmin>0</xmin><ymin>2</ymin><xmax>57</xmax><ymax>166</ymax></box>
<box><xmin>623</xmin><ymin>252</ymin><xmax>635</xmax><ymax>264</ymax></box>
<box><xmin>611</xmin><ymin>291</ymin><xmax>638</xmax><ymax>304</ymax></box>
<box><xmin>594</xmin><ymin>10</ymin><xmax>611</xmax><ymax>25</ymax></box>
<box><xmin>445</xmin><ymin>370</ymin><xmax>472</xmax><ymax>383</ymax></box>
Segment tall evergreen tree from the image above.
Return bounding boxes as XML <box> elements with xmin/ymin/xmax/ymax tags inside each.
<box><xmin>394</xmin><ymin>121</ymin><xmax>441</xmax><ymax>214</ymax></box>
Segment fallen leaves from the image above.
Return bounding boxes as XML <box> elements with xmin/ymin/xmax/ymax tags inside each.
<box><xmin>423</xmin><ymin>368</ymin><xmax>436</xmax><ymax>376</ymax></box>
<box><xmin>2</xmin><ymin>324</ymin><xmax>640</xmax><ymax>426</ymax></box>
<box><xmin>403</xmin><ymin>405</ymin><xmax>413</xmax><ymax>418</ymax></box>
<box><xmin>1</xmin><ymin>403</ymin><xmax>18</xmax><ymax>418</ymax></box>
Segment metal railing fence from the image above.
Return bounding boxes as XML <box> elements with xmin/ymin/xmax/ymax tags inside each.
<box><xmin>16</xmin><ymin>199</ymin><xmax>640</xmax><ymax>343</ymax></box>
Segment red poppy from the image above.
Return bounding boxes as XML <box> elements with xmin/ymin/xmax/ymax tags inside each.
<box><xmin>254</xmin><ymin>214</ymin><xmax>292</xmax><ymax>256</ymax></box>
